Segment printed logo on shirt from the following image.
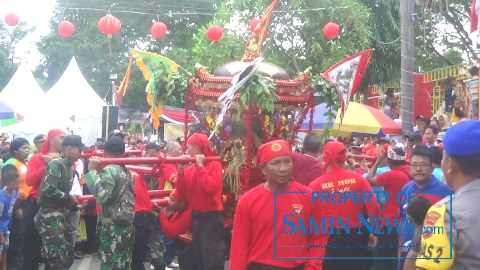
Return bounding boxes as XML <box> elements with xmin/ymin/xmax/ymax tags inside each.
<box><xmin>271</xmin><ymin>143</ymin><xmax>282</xmax><ymax>152</ymax></box>
<box><xmin>292</xmin><ymin>204</ymin><xmax>303</xmax><ymax>216</ymax></box>
<box><xmin>422</xmin><ymin>211</ymin><xmax>441</xmax><ymax>240</ymax></box>
<box><xmin>19</xmin><ymin>166</ymin><xmax>27</xmax><ymax>174</ymax></box>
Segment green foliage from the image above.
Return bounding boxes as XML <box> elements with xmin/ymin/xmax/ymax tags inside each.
<box><xmin>193</xmin><ymin>0</ymin><xmax>373</xmax><ymax>88</ymax></box>
<box><xmin>36</xmin><ymin>0</ymin><xmax>216</xmax><ymax>111</ymax></box>
<box><xmin>238</xmin><ymin>74</ymin><xmax>278</xmax><ymax>119</ymax></box>
<box><xmin>153</xmin><ymin>70</ymin><xmax>189</xmax><ymax>108</ymax></box>
<box><xmin>0</xmin><ymin>21</ymin><xmax>36</xmax><ymax>90</ymax></box>
<box><xmin>311</xmin><ymin>75</ymin><xmax>340</xmax><ymax>140</ymax></box>
<box><xmin>125</xmin><ymin>122</ymin><xmax>142</xmax><ymax>133</ymax></box>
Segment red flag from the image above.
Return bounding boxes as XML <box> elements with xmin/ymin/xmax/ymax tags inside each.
<box><xmin>321</xmin><ymin>49</ymin><xmax>374</xmax><ymax>123</ymax></box>
<box><xmin>471</xmin><ymin>0</ymin><xmax>480</xmax><ymax>48</ymax></box>
<box><xmin>241</xmin><ymin>0</ymin><xmax>279</xmax><ymax>60</ymax></box>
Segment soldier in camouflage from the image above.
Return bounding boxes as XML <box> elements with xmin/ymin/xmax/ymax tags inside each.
<box><xmin>35</xmin><ymin>135</ymin><xmax>87</xmax><ymax>270</ymax></box>
<box><xmin>85</xmin><ymin>136</ymin><xmax>135</xmax><ymax>270</ymax></box>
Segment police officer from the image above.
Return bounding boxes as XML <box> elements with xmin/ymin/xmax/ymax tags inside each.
<box><xmin>416</xmin><ymin>120</ymin><xmax>480</xmax><ymax>269</ymax></box>
<box><xmin>35</xmin><ymin>135</ymin><xmax>86</xmax><ymax>269</ymax></box>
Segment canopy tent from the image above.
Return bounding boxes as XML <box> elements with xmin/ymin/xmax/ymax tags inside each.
<box><xmin>161</xmin><ymin>106</ymin><xmax>197</xmax><ymax>125</ymax></box>
<box><xmin>299</xmin><ymin>103</ymin><xmax>402</xmax><ymax>137</ymax></box>
<box><xmin>45</xmin><ymin>57</ymin><xmax>107</xmax><ymax>145</ymax></box>
<box><xmin>0</xmin><ymin>62</ymin><xmax>46</xmax><ymax>117</ymax></box>
<box><xmin>0</xmin><ymin>113</ymin><xmax>81</xmax><ymax>143</ymax></box>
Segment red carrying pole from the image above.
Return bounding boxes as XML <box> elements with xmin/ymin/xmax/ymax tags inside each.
<box><xmin>96</xmin><ymin>156</ymin><xmax>221</xmax><ymax>165</ymax></box>
<box><xmin>78</xmin><ymin>189</ymin><xmax>173</xmax><ymax>203</ymax></box>
<box><xmin>80</xmin><ymin>150</ymin><xmax>142</xmax><ymax>158</ymax></box>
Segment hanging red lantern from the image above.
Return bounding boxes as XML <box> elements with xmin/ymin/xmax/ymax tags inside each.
<box><xmin>151</xmin><ymin>22</ymin><xmax>167</xmax><ymax>39</ymax></box>
<box><xmin>249</xmin><ymin>18</ymin><xmax>261</xmax><ymax>34</ymax></box>
<box><xmin>58</xmin><ymin>21</ymin><xmax>75</xmax><ymax>37</ymax></box>
<box><xmin>5</xmin><ymin>13</ymin><xmax>19</xmax><ymax>27</ymax></box>
<box><xmin>98</xmin><ymin>14</ymin><xmax>121</xmax><ymax>37</ymax></box>
<box><xmin>323</xmin><ymin>22</ymin><xmax>340</xmax><ymax>39</ymax></box>
<box><xmin>206</xmin><ymin>25</ymin><xmax>223</xmax><ymax>41</ymax></box>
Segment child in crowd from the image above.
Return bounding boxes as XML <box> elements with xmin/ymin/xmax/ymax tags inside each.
<box><xmin>400</xmin><ymin>196</ymin><xmax>433</xmax><ymax>270</ymax></box>
<box><xmin>0</xmin><ymin>165</ymin><xmax>21</xmax><ymax>270</ymax></box>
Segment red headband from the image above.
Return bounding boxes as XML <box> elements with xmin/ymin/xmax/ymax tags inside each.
<box><xmin>187</xmin><ymin>133</ymin><xmax>214</xmax><ymax>157</ymax></box>
<box><xmin>41</xmin><ymin>129</ymin><xmax>65</xmax><ymax>154</ymax></box>
<box><xmin>256</xmin><ymin>140</ymin><xmax>291</xmax><ymax>166</ymax></box>
<box><xmin>323</xmin><ymin>141</ymin><xmax>347</xmax><ymax>170</ymax></box>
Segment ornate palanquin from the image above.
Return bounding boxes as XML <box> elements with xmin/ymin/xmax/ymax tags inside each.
<box><xmin>182</xmin><ymin>60</ymin><xmax>314</xmax><ymax>198</ymax></box>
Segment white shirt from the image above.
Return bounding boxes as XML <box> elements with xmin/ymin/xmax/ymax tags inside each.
<box><xmin>69</xmin><ymin>160</ymin><xmax>83</xmax><ymax>196</ymax></box>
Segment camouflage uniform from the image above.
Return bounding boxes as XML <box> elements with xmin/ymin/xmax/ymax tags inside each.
<box><xmin>85</xmin><ymin>165</ymin><xmax>135</xmax><ymax>270</ymax></box>
<box><xmin>34</xmin><ymin>157</ymin><xmax>75</xmax><ymax>270</ymax></box>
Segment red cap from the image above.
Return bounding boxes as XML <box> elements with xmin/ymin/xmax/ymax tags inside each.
<box><xmin>256</xmin><ymin>140</ymin><xmax>291</xmax><ymax>166</ymax></box>
<box><xmin>323</xmin><ymin>141</ymin><xmax>347</xmax><ymax>169</ymax></box>
<box><xmin>41</xmin><ymin>129</ymin><xmax>65</xmax><ymax>154</ymax></box>
<box><xmin>187</xmin><ymin>133</ymin><xmax>213</xmax><ymax>156</ymax></box>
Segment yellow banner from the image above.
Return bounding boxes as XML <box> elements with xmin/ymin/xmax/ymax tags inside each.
<box><xmin>164</xmin><ymin>123</ymin><xmax>185</xmax><ymax>142</ymax></box>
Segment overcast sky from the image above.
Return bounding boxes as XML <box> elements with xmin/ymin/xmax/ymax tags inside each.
<box><xmin>0</xmin><ymin>0</ymin><xmax>56</xmax><ymax>68</ymax></box>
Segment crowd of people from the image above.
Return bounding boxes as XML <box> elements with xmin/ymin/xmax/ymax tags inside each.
<box><xmin>0</xmin><ymin>114</ymin><xmax>476</xmax><ymax>270</ymax></box>
<box><xmin>0</xmin><ymin>129</ymin><xmax>206</xmax><ymax>270</ymax></box>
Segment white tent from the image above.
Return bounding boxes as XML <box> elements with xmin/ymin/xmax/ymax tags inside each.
<box><xmin>45</xmin><ymin>57</ymin><xmax>107</xmax><ymax>145</ymax></box>
<box><xmin>0</xmin><ymin>113</ymin><xmax>81</xmax><ymax>142</ymax></box>
<box><xmin>0</xmin><ymin>61</ymin><xmax>46</xmax><ymax>117</ymax></box>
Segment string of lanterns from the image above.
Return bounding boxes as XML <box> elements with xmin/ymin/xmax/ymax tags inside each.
<box><xmin>3</xmin><ymin>13</ymin><xmax>340</xmax><ymax>41</ymax></box>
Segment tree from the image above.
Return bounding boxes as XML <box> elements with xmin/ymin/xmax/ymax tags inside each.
<box><xmin>35</xmin><ymin>0</ymin><xmax>219</xmax><ymax>110</ymax></box>
<box><xmin>193</xmin><ymin>0</ymin><xmax>372</xmax><ymax>82</ymax></box>
<box><xmin>0</xmin><ymin>21</ymin><xmax>36</xmax><ymax>90</ymax></box>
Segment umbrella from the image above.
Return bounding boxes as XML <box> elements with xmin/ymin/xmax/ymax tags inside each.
<box><xmin>299</xmin><ymin>102</ymin><xmax>401</xmax><ymax>137</ymax></box>
<box><xmin>0</xmin><ymin>100</ymin><xmax>21</xmax><ymax>120</ymax></box>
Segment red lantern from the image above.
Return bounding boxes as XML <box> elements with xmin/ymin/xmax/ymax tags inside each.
<box><xmin>206</xmin><ymin>25</ymin><xmax>223</xmax><ymax>41</ymax></box>
<box><xmin>151</xmin><ymin>22</ymin><xmax>167</xmax><ymax>39</ymax></box>
<box><xmin>98</xmin><ymin>14</ymin><xmax>121</xmax><ymax>37</ymax></box>
<box><xmin>58</xmin><ymin>21</ymin><xmax>75</xmax><ymax>37</ymax></box>
<box><xmin>323</xmin><ymin>22</ymin><xmax>340</xmax><ymax>39</ymax></box>
<box><xmin>249</xmin><ymin>18</ymin><xmax>261</xmax><ymax>34</ymax></box>
<box><xmin>5</xmin><ymin>13</ymin><xmax>19</xmax><ymax>27</ymax></box>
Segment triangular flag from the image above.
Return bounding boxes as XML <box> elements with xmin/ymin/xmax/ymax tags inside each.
<box><xmin>321</xmin><ymin>49</ymin><xmax>374</xmax><ymax>124</ymax></box>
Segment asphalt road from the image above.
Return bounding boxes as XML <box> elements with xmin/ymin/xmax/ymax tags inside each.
<box><xmin>38</xmin><ymin>255</ymin><xmax>230</xmax><ymax>269</ymax></box>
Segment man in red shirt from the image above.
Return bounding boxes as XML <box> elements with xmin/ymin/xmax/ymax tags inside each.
<box><xmin>365</xmin><ymin>145</ymin><xmax>410</xmax><ymax>270</ymax></box>
<box><xmin>230</xmin><ymin>140</ymin><xmax>328</xmax><ymax>270</ymax></box>
<box><xmin>290</xmin><ymin>133</ymin><xmax>325</xmax><ymax>186</ymax></box>
<box><xmin>24</xmin><ymin>129</ymin><xmax>65</xmax><ymax>270</ymax></box>
<box><xmin>131</xmin><ymin>170</ymin><xmax>165</xmax><ymax>270</ymax></box>
<box><xmin>159</xmin><ymin>189</ymin><xmax>193</xmax><ymax>270</ymax></box>
<box><xmin>176</xmin><ymin>133</ymin><xmax>224</xmax><ymax>270</ymax></box>
<box><xmin>159</xmin><ymin>141</ymin><xmax>182</xmax><ymax>190</ymax></box>
<box><xmin>309</xmin><ymin>141</ymin><xmax>381</xmax><ymax>270</ymax></box>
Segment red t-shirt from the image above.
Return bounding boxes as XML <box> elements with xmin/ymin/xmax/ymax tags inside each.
<box><xmin>309</xmin><ymin>168</ymin><xmax>381</xmax><ymax>229</ymax></box>
<box><xmin>159</xmin><ymin>206</ymin><xmax>193</xmax><ymax>238</ymax></box>
<box><xmin>376</xmin><ymin>165</ymin><xmax>410</xmax><ymax>225</ymax></box>
<box><xmin>176</xmin><ymin>161</ymin><xmax>223</xmax><ymax>212</ymax></box>
<box><xmin>133</xmin><ymin>171</ymin><xmax>153</xmax><ymax>213</ymax></box>
<box><xmin>25</xmin><ymin>154</ymin><xmax>47</xmax><ymax>199</ymax></box>
<box><xmin>230</xmin><ymin>180</ymin><xmax>327</xmax><ymax>270</ymax></box>
<box><xmin>158</xmin><ymin>163</ymin><xmax>177</xmax><ymax>190</ymax></box>
<box><xmin>290</xmin><ymin>153</ymin><xmax>325</xmax><ymax>186</ymax></box>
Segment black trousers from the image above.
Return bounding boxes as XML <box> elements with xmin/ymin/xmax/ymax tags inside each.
<box><xmin>192</xmin><ymin>211</ymin><xmax>225</xmax><ymax>270</ymax></box>
<box><xmin>178</xmin><ymin>244</ymin><xmax>195</xmax><ymax>270</ymax></box>
<box><xmin>131</xmin><ymin>213</ymin><xmax>165</xmax><ymax>270</ymax></box>
<box><xmin>7</xmin><ymin>200</ymin><xmax>26</xmax><ymax>270</ymax></box>
<box><xmin>322</xmin><ymin>227</ymin><xmax>373</xmax><ymax>270</ymax></box>
<box><xmin>373</xmin><ymin>230</ymin><xmax>399</xmax><ymax>270</ymax></box>
<box><xmin>82</xmin><ymin>214</ymin><xmax>99</xmax><ymax>254</ymax></box>
<box><xmin>22</xmin><ymin>197</ymin><xmax>43</xmax><ymax>270</ymax></box>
